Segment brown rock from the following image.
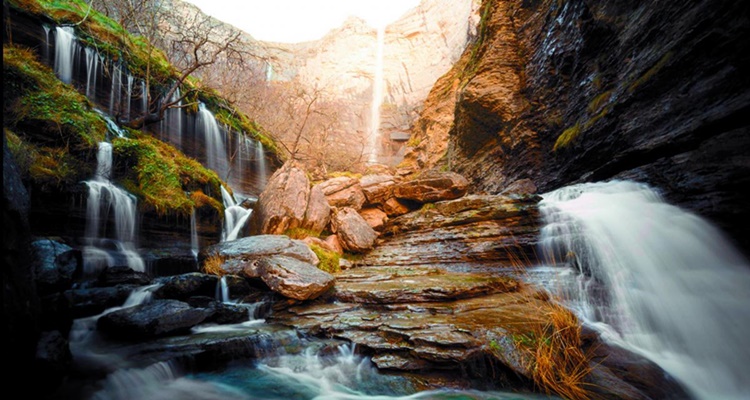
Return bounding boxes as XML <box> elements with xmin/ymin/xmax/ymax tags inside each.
<box><xmin>359</xmin><ymin>208</ymin><xmax>388</xmax><ymax>231</ymax></box>
<box><xmin>360</xmin><ymin>174</ymin><xmax>396</xmax><ymax>205</ymax></box>
<box><xmin>302</xmin><ymin>236</ymin><xmax>341</xmax><ymax>255</ymax></box>
<box><xmin>204</xmin><ymin>235</ymin><xmax>319</xmax><ymax>277</ymax></box>
<box><xmin>248</xmin><ymin>162</ymin><xmax>331</xmax><ymax>235</ymax></box>
<box><xmin>382</xmin><ymin>197</ymin><xmax>412</xmax><ymax>217</ymax></box>
<box><xmin>500</xmin><ymin>178</ymin><xmax>537</xmax><ymax>195</ymax></box>
<box><xmin>315</xmin><ymin>177</ymin><xmax>366</xmax><ymax>210</ymax></box>
<box><xmin>331</xmin><ymin>207</ymin><xmax>378</xmax><ymax>253</ymax></box>
<box><xmin>393</xmin><ymin>171</ymin><xmax>469</xmax><ymax>203</ymax></box>
<box><xmin>257</xmin><ymin>256</ymin><xmax>334</xmax><ymax>300</ymax></box>
<box><xmin>324</xmin><ymin>235</ymin><xmax>344</xmax><ymax>254</ymax></box>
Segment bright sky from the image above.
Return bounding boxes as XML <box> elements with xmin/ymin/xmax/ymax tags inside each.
<box><xmin>183</xmin><ymin>0</ymin><xmax>421</xmax><ymax>43</ymax></box>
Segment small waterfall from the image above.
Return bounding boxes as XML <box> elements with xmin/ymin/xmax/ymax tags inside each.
<box><xmin>83</xmin><ymin>142</ymin><xmax>144</xmax><ymax>274</ymax></box>
<box><xmin>539</xmin><ymin>180</ymin><xmax>750</xmax><ymax>400</ymax></box>
<box><xmin>255</xmin><ymin>140</ymin><xmax>267</xmax><ymax>188</ymax></box>
<box><xmin>43</xmin><ymin>25</ymin><xmax>51</xmax><ymax>63</ymax></box>
<box><xmin>109</xmin><ymin>64</ymin><xmax>123</xmax><ymax>116</ymax></box>
<box><xmin>84</xmin><ymin>47</ymin><xmax>99</xmax><ymax>100</ymax></box>
<box><xmin>141</xmin><ymin>79</ymin><xmax>149</xmax><ymax>115</ymax></box>
<box><xmin>216</xmin><ymin>276</ymin><xmax>231</xmax><ymax>303</ymax></box>
<box><xmin>126</xmin><ymin>75</ymin><xmax>134</xmax><ymax>120</ymax></box>
<box><xmin>368</xmin><ymin>25</ymin><xmax>386</xmax><ymax>164</ymax></box>
<box><xmin>95</xmin><ymin>109</ymin><xmax>127</xmax><ymax>138</ymax></box>
<box><xmin>220</xmin><ymin>186</ymin><xmax>251</xmax><ymax>242</ymax></box>
<box><xmin>190</xmin><ymin>208</ymin><xmax>199</xmax><ymax>259</ymax></box>
<box><xmin>54</xmin><ymin>26</ymin><xmax>77</xmax><ymax>84</ymax></box>
<box><xmin>165</xmin><ymin>87</ymin><xmax>183</xmax><ymax>147</ymax></box>
<box><xmin>197</xmin><ymin>103</ymin><xmax>228</xmax><ymax>179</ymax></box>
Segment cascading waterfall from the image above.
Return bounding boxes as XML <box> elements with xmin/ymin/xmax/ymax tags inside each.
<box><xmin>163</xmin><ymin>87</ymin><xmax>183</xmax><ymax>147</ymax></box>
<box><xmin>255</xmin><ymin>140</ymin><xmax>267</xmax><ymax>188</ymax></box>
<box><xmin>367</xmin><ymin>25</ymin><xmax>386</xmax><ymax>164</ymax></box>
<box><xmin>83</xmin><ymin>142</ymin><xmax>144</xmax><ymax>274</ymax></box>
<box><xmin>216</xmin><ymin>276</ymin><xmax>231</xmax><ymax>303</ymax></box>
<box><xmin>109</xmin><ymin>64</ymin><xmax>123</xmax><ymax>116</ymax></box>
<box><xmin>190</xmin><ymin>208</ymin><xmax>200</xmax><ymax>259</ymax></box>
<box><xmin>126</xmin><ymin>75</ymin><xmax>133</xmax><ymax>120</ymax></box>
<box><xmin>197</xmin><ymin>103</ymin><xmax>228</xmax><ymax>179</ymax></box>
<box><xmin>54</xmin><ymin>26</ymin><xmax>77</xmax><ymax>84</ymax></box>
<box><xmin>43</xmin><ymin>25</ymin><xmax>51</xmax><ymax>62</ymax></box>
<box><xmin>539</xmin><ymin>180</ymin><xmax>750</xmax><ymax>400</ymax></box>
<box><xmin>85</xmin><ymin>47</ymin><xmax>99</xmax><ymax>100</ymax></box>
<box><xmin>220</xmin><ymin>186</ymin><xmax>251</xmax><ymax>242</ymax></box>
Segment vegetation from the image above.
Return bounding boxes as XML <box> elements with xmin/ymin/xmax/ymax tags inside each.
<box><xmin>309</xmin><ymin>244</ymin><xmax>341</xmax><ymax>274</ymax></box>
<box><xmin>202</xmin><ymin>254</ymin><xmax>227</xmax><ymax>276</ymax></box>
<box><xmin>587</xmin><ymin>90</ymin><xmax>613</xmax><ymax>114</ymax></box>
<box><xmin>112</xmin><ymin>131</ymin><xmax>224</xmax><ymax>217</ymax></box>
<box><xmin>553</xmin><ymin>123</ymin><xmax>581</xmax><ymax>152</ymax></box>
<box><xmin>628</xmin><ymin>51</ymin><xmax>673</xmax><ymax>94</ymax></box>
<box><xmin>283</xmin><ymin>227</ymin><xmax>321</xmax><ymax>240</ymax></box>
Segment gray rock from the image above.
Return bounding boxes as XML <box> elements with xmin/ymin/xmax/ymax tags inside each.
<box><xmin>154</xmin><ymin>273</ymin><xmax>218</xmax><ymax>300</ymax></box>
<box><xmin>64</xmin><ymin>285</ymin><xmax>135</xmax><ymax>318</ymax></box>
<box><xmin>31</xmin><ymin>239</ymin><xmax>80</xmax><ymax>294</ymax></box>
<box><xmin>257</xmin><ymin>256</ymin><xmax>335</xmax><ymax>300</ymax></box>
<box><xmin>97</xmin><ymin>299</ymin><xmax>210</xmax><ymax>339</ymax></box>
<box><xmin>331</xmin><ymin>207</ymin><xmax>378</xmax><ymax>253</ymax></box>
<box><xmin>204</xmin><ymin>235</ymin><xmax>319</xmax><ymax>276</ymax></box>
<box><xmin>96</xmin><ymin>266</ymin><xmax>151</xmax><ymax>287</ymax></box>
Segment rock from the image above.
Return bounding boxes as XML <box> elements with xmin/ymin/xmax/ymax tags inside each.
<box><xmin>96</xmin><ymin>266</ymin><xmax>151</xmax><ymax>287</ymax></box>
<box><xmin>204</xmin><ymin>235</ymin><xmax>319</xmax><ymax>276</ymax></box>
<box><xmin>382</xmin><ymin>197</ymin><xmax>413</xmax><ymax>217</ymax></box>
<box><xmin>331</xmin><ymin>207</ymin><xmax>378</xmax><ymax>253</ymax></box>
<box><xmin>315</xmin><ymin>177</ymin><xmax>366</xmax><ymax>210</ymax></box>
<box><xmin>500</xmin><ymin>179</ymin><xmax>537</xmax><ymax>195</ymax></box>
<box><xmin>248</xmin><ymin>162</ymin><xmax>331</xmax><ymax>235</ymax></box>
<box><xmin>359</xmin><ymin>208</ymin><xmax>388</xmax><ymax>231</ymax></box>
<box><xmin>220</xmin><ymin>275</ymin><xmax>256</xmax><ymax>300</ymax></box>
<box><xmin>256</xmin><ymin>256</ymin><xmax>335</xmax><ymax>300</ymax></box>
<box><xmin>154</xmin><ymin>273</ymin><xmax>218</xmax><ymax>301</ymax></box>
<box><xmin>204</xmin><ymin>302</ymin><xmax>253</xmax><ymax>325</ymax></box>
<box><xmin>360</xmin><ymin>174</ymin><xmax>396</xmax><ymax>205</ymax></box>
<box><xmin>64</xmin><ymin>285</ymin><xmax>135</xmax><ymax>318</ymax></box>
<box><xmin>34</xmin><ymin>330</ymin><xmax>72</xmax><ymax>391</ymax></box>
<box><xmin>97</xmin><ymin>299</ymin><xmax>210</xmax><ymax>339</ymax></box>
<box><xmin>339</xmin><ymin>258</ymin><xmax>353</xmax><ymax>270</ymax></box>
<box><xmin>324</xmin><ymin>235</ymin><xmax>344</xmax><ymax>254</ymax></box>
<box><xmin>141</xmin><ymin>247</ymin><xmax>199</xmax><ymax>277</ymax></box>
<box><xmin>394</xmin><ymin>171</ymin><xmax>469</xmax><ymax>203</ymax></box>
<box><xmin>31</xmin><ymin>239</ymin><xmax>80</xmax><ymax>294</ymax></box>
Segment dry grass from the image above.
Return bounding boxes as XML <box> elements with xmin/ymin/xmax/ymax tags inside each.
<box><xmin>202</xmin><ymin>254</ymin><xmax>227</xmax><ymax>276</ymax></box>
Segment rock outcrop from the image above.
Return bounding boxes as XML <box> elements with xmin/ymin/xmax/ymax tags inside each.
<box><xmin>97</xmin><ymin>299</ymin><xmax>211</xmax><ymax>339</ymax></box>
<box><xmin>315</xmin><ymin>177</ymin><xmax>366</xmax><ymax>210</ymax></box>
<box><xmin>402</xmin><ymin>0</ymin><xmax>750</xmax><ymax>252</ymax></box>
<box><xmin>331</xmin><ymin>207</ymin><xmax>378</xmax><ymax>253</ymax></box>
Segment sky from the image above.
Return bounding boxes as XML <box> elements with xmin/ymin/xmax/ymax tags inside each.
<box><xmin>183</xmin><ymin>0</ymin><xmax>422</xmax><ymax>43</ymax></box>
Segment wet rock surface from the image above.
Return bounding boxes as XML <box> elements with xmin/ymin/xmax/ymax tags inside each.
<box><xmin>256</xmin><ymin>256</ymin><xmax>335</xmax><ymax>301</ymax></box>
<box><xmin>97</xmin><ymin>299</ymin><xmax>211</xmax><ymax>340</ymax></box>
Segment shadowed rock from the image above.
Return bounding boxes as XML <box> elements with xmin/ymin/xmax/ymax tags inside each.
<box><xmin>97</xmin><ymin>299</ymin><xmax>210</xmax><ymax>339</ymax></box>
<box><xmin>154</xmin><ymin>273</ymin><xmax>218</xmax><ymax>300</ymax></box>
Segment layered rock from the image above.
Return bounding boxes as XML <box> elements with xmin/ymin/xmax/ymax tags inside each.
<box><xmin>393</xmin><ymin>171</ymin><xmax>469</xmax><ymax>203</ymax></box>
<box><xmin>402</xmin><ymin>0</ymin><xmax>750</xmax><ymax>252</ymax></box>
<box><xmin>315</xmin><ymin>177</ymin><xmax>366</xmax><ymax>210</ymax></box>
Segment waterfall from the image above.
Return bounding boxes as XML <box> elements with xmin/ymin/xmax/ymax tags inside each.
<box><xmin>190</xmin><ymin>208</ymin><xmax>199</xmax><ymax>259</ymax></box>
<box><xmin>197</xmin><ymin>103</ymin><xmax>228</xmax><ymax>179</ymax></box>
<box><xmin>165</xmin><ymin>87</ymin><xmax>183</xmax><ymax>147</ymax></box>
<box><xmin>368</xmin><ymin>25</ymin><xmax>386</xmax><ymax>164</ymax></box>
<box><xmin>95</xmin><ymin>109</ymin><xmax>127</xmax><ymax>138</ymax></box>
<box><xmin>220</xmin><ymin>186</ymin><xmax>251</xmax><ymax>242</ymax></box>
<box><xmin>216</xmin><ymin>276</ymin><xmax>231</xmax><ymax>303</ymax></box>
<box><xmin>54</xmin><ymin>26</ymin><xmax>77</xmax><ymax>84</ymax></box>
<box><xmin>43</xmin><ymin>25</ymin><xmax>51</xmax><ymax>63</ymax></box>
<box><xmin>539</xmin><ymin>180</ymin><xmax>750</xmax><ymax>400</ymax></box>
<box><xmin>255</xmin><ymin>140</ymin><xmax>267</xmax><ymax>188</ymax></box>
<box><xmin>84</xmin><ymin>47</ymin><xmax>99</xmax><ymax>100</ymax></box>
<box><xmin>141</xmin><ymin>79</ymin><xmax>149</xmax><ymax>115</ymax></box>
<box><xmin>109</xmin><ymin>64</ymin><xmax>123</xmax><ymax>116</ymax></box>
<box><xmin>126</xmin><ymin>75</ymin><xmax>134</xmax><ymax>120</ymax></box>
<box><xmin>83</xmin><ymin>142</ymin><xmax>144</xmax><ymax>274</ymax></box>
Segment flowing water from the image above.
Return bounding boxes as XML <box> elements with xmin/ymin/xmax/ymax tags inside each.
<box><xmin>197</xmin><ymin>103</ymin><xmax>229</xmax><ymax>179</ymax></box>
<box><xmin>538</xmin><ymin>180</ymin><xmax>750</xmax><ymax>400</ymax></box>
<box><xmin>368</xmin><ymin>25</ymin><xmax>386</xmax><ymax>164</ymax></box>
<box><xmin>54</xmin><ymin>26</ymin><xmax>77</xmax><ymax>84</ymax></box>
<box><xmin>191</xmin><ymin>208</ymin><xmax>200</xmax><ymax>259</ymax></box>
<box><xmin>255</xmin><ymin>140</ymin><xmax>267</xmax><ymax>188</ymax></box>
<box><xmin>221</xmin><ymin>186</ymin><xmax>252</xmax><ymax>242</ymax></box>
<box><xmin>83</xmin><ymin>142</ymin><xmax>144</xmax><ymax>274</ymax></box>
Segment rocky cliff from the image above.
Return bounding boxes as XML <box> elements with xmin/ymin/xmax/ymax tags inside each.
<box><xmin>402</xmin><ymin>0</ymin><xmax>750</xmax><ymax>252</ymax></box>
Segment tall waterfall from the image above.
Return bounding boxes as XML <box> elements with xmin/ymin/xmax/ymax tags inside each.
<box><xmin>83</xmin><ymin>143</ymin><xmax>144</xmax><ymax>274</ymax></box>
<box><xmin>368</xmin><ymin>25</ymin><xmax>386</xmax><ymax>164</ymax></box>
<box><xmin>220</xmin><ymin>186</ymin><xmax>251</xmax><ymax>242</ymax></box>
<box><xmin>197</xmin><ymin>103</ymin><xmax>229</xmax><ymax>180</ymax></box>
<box><xmin>54</xmin><ymin>26</ymin><xmax>77</xmax><ymax>84</ymax></box>
<box><xmin>84</xmin><ymin>47</ymin><xmax>100</xmax><ymax>100</ymax></box>
<box><xmin>256</xmin><ymin>140</ymin><xmax>267</xmax><ymax>188</ymax></box>
<box><xmin>539</xmin><ymin>180</ymin><xmax>750</xmax><ymax>400</ymax></box>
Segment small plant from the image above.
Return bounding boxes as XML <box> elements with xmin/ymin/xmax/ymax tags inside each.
<box><xmin>553</xmin><ymin>123</ymin><xmax>581</xmax><ymax>152</ymax></box>
<box><xmin>202</xmin><ymin>254</ymin><xmax>226</xmax><ymax>276</ymax></box>
<box><xmin>309</xmin><ymin>244</ymin><xmax>341</xmax><ymax>274</ymax></box>
<box><xmin>283</xmin><ymin>227</ymin><xmax>321</xmax><ymax>240</ymax></box>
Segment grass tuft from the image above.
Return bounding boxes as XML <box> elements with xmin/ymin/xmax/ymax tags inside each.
<box><xmin>202</xmin><ymin>254</ymin><xmax>227</xmax><ymax>276</ymax></box>
<box><xmin>309</xmin><ymin>244</ymin><xmax>341</xmax><ymax>274</ymax></box>
<box><xmin>553</xmin><ymin>123</ymin><xmax>581</xmax><ymax>152</ymax></box>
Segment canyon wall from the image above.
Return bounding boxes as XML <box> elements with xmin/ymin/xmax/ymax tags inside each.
<box><xmin>402</xmin><ymin>0</ymin><xmax>750</xmax><ymax>252</ymax></box>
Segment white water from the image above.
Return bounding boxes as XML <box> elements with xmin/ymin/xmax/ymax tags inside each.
<box><xmin>367</xmin><ymin>26</ymin><xmax>386</xmax><ymax>164</ymax></box>
<box><xmin>54</xmin><ymin>26</ymin><xmax>77</xmax><ymax>84</ymax></box>
<box><xmin>126</xmin><ymin>75</ymin><xmax>133</xmax><ymax>120</ymax></box>
<box><xmin>539</xmin><ymin>180</ymin><xmax>750</xmax><ymax>400</ymax></box>
<box><xmin>216</xmin><ymin>275</ymin><xmax>231</xmax><ymax>303</ymax></box>
<box><xmin>220</xmin><ymin>186</ymin><xmax>251</xmax><ymax>242</ymax></box>
<box><xmin>190</xmin><ymin>208</ymin><xmax>200</xmax><ymax>259</ymax></box>
<box><xmin>197</xmin><ymin>103</ymin><xmax>228</xmax><ymax>178</ymax></box>
<box><xmin>85</xmin><ymin>47</ymin><xmax>99</xmax><ymax>99</ymax></box>
<box><xmin>43</xmin><ymin>25</ymin><xmax>51</xmax><ymax>62</ymax></box>
<box><xmin>83</xmin><ymin>142</ymin><xmax>144</xmax><ymax>274</ymax></box>
<box><xmin>255</xmin><ymin>140</ymin><xmax>267</xmax><ymax>188</ymax></box>
<box><xmin>164</xmin><ymin>87</ymin><xmax>183</xmax><ymax>147</ymax></box>
<box><xmin>109</xmin><ymin>65</ymin><xmax>123</xmax><ymax>116</ymax></box>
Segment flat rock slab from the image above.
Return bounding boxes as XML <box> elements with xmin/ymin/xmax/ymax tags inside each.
<box><xmin>97</xmin><ymin>299</ymin><xmax>210</xmax><ymax>340</ymax></box>
<box><xmin>257</xmin><ymin>256</ymin><xmax>335</xmax><ymax>301</ymax></box>
<box><xmin>333</xmin><ymin>266</ymin><xmax>518</xmax><ymax>304</ymax></box>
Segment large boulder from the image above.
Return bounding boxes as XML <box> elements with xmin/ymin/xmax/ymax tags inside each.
<box><xmin>360</xmin><ymin>174</ymin><xmax>397</xmax><ymax>205</ymax></box>
<box><xmin>247</xmin><ymin>162</ymin><xmax>331</xmax><ymax>235</ymax></box>
<box><xmin>256</xmin><ymin>256</ymin><xmax>335</xmax><ymax>300</ymax></box>
<box><xmin>315</xmin><ymin>176</ymin><xmax>366</xmax><ymax>210</ymax></box>
<box><xmin>394</xmin><ymin>171</ymin><xmax>469</xmax><ymax>203</ymax></box>
<box><xmin>31</xmin><ymin>239</ymin><xmax>80</xmax><ymax>295</ymax></box>
<box><xmin>359</xmin><ymin>208</ymin><xmax>388</xmax><ymax>231</ymax></box>
<box><xmin>153</xmin><ymin>273</ymin><xmax>218</xmax><ymax>300</ymax></box>
<box><xmin>331</xmin><ymin>207</ymin><xmax>378</xmax><ymax>253</ymax></box>
<box><xmin>97</xmin><ymin>299</ymin><xmax>210</xmax><ymax>339</ymax></box>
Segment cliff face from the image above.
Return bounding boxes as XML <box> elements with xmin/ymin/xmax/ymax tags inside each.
<box><xmin>403</xmin><ymin>0</ymin><xmax>750</xmax><ymax>251</ymax></box>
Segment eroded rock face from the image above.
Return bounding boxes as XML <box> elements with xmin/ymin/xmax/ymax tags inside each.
<box><xmin>248</xmin><ymin>163</ymin><xmax>331</xmax><ymax>235</ymax></box>
<box><xmin>331</xmin><ymin>207</ymin><xmax>378</xmax><ymax>253</ymax></box>
<box><xmin>97</xmin><ymin>299</ymin><xmax>210</xmax><ymax>339</ymax></box>
<box><xmin>393</xmin><ymin>172</ymin><xmax>469</xmax><ymax>203</ymax></box>
<box><xmin>360</xmin><ymin>174</ymin><xmax>396</xmax><ymax>205</ymax></box>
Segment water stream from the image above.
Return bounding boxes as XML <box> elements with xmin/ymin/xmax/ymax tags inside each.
<box><xmin>54</xmin><ymin>26</ymin><xmax>77</xmax><ymax>84</ymax></box>
<box><xmin>537</xmin><ymin>180</ymin><xmax>750</xmax><ymax>400</ymax></box>
<box><xmin>221</xmin><ymin>186</ymin><xmax>252</xmax><ymax>242</ymax></box>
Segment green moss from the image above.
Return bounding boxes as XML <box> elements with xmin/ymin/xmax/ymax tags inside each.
<box><xmin>587</xmin><ymin>90</ymin><xmax>613</xmax><ymax>114</ymax></box>
<box><xmin>309</xmin><ymin>244</ymin><xmax>341</xmax><ymax>274</ymax></box>
<box><xmin>283</xmin><ymin>227</ymin><xmax>321</xmax><ymax>240</ymax></box>
<box><xmin>112</xmin><ymin>132</ymin><xmax>224</xmax><ymax>217</ymax></box>
<box><xmin>327</xmin><ymin>171</ymin><xmax>362</xmax><ymax>180</ymax></box>
<box><xmin>4</xmin><ymin>46</ymin><xmax>106</xmax><ymax>151</ymax></box>
<box><xmin>553</xmin><ymin>123</ymin><xmax>581</xmax><ymax>152</ymax></box>
<box><xmin>628</xmin><ymin>51</ymin><xmax>673</xmax><ymax>94</ymax></box>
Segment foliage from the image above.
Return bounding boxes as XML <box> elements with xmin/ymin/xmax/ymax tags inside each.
<box><xmin>112</xmin><ymin>132</ymin><xmax>224</xmax><ymax>217</ymax></box>
<box><xmin>309</xmin><ymin>244</ymin><xmax>341</xmax><ymax>274</ymax></box>
<box><xmin>202</xmin><ymin>254</ymin><xmax>227</xmax><ymax>276</ymax></box>
<box><xmin>587</xmin><ymin>90</ymin><xmax>613</xmax><ymax>114</ymax></box>
<box><xmin>553</xmin><ymin>123</ymin><xmax>581</xmax><ymax>152</ymax></box>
